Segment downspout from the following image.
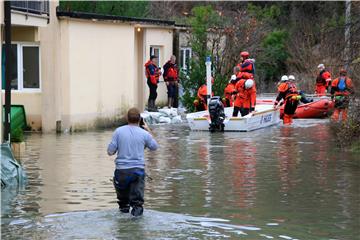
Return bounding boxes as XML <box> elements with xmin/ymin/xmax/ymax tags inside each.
<box><xmin>4</xmin><ymin>0</ymin><xmax>12</xmax><ymax>142</ymax></box>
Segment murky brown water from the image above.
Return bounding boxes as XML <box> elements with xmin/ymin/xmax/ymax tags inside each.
<box><xmin>1</xmin><ymin>119</ymin><xmax>360</xmax><ymax>239</ymax></box>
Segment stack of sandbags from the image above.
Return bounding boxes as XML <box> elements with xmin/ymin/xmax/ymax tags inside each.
<box><xmin>141</xmin><ymin>108</ymin><xmax>183</xmax><ymax>125</ymax></box>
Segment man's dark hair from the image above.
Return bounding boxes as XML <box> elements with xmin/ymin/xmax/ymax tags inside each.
<box><xmin>127</xmin><ymin>108</ymin><xmax>141</xmax><ymax>124</ymax></box>
<box><xmin>150</xmin><ymin>55</ymin><xmax>157</xmax><ymax>61</ymax></box>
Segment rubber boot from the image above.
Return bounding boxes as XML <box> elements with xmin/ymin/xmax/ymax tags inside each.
<box><xmin>147</xmin><ymin>99</ymin><xmax>152</xmax><ymax>112</ymax></box>
<box><xmin>131</xmin><ymin>206</ymin><xmax>143</xmax><ymax>217</ymax></box>
<box><xmin>149</xmin><ymin>99</ymin><xmax>158</xmax><ymax>112</ymax></box>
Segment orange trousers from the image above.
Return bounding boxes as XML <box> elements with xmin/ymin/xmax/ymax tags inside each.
<box><xmin>332</xmin><ymin>108</ymin><xmax>348</xmax><ymax>122</ymax></box>
<box><xmin>315</xmin><ymin>85</ymin><xmax>327</xmax><ymax>96</ymax></box>
<box><xmin>283</xmin><ymin>114</ymin><xmax>294</xmax><ymax>125</ymax></box>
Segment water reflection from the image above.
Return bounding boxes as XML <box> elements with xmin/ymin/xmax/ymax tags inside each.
<box><xmin>1</xmin><ymin>121</ymin><xmax>359</xmax><ymax>239</ymax></box>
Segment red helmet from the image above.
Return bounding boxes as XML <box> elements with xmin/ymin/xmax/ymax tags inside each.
<box><xmin>240</xmin><ymin>51</ymin><xmax>249</xmax><ymax>58</ymax></box>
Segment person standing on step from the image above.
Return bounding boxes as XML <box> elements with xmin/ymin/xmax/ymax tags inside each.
<box><xmin>163</xmin><ymin>55</ymin><xmax>179</xmax><ymax>108</ymax></box>
<box><xmin>145</xmin><ymin>55</ymin><xmax>161</xmax><ymax>112</ymax></box>
<box><xmin>107</xmin><ymin>108</ymin><xmax>158</xmax><ymax>216</ymax></box>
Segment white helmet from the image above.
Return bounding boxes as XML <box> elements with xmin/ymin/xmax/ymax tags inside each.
<box><xmin>288</xmin><ymin>75</ymin><xmax>295</xmax><ymax>81</ymax></box>
<box><xmin>281</xmin><ymin>75</ymin><xmax>289</xmax><ymax>82</ymax></box>
<box><xmin>317</xmin><ymin>64</ymin><xmax>325</xmax><ymax>69</ymax></box>
<box><xmin>245</xmin><ymin>79</ymin><xmax>254</xmax><ymax>89</ymax></box>
<box><xmin>230</xmin><ymin>75</ymin><xmax>237</xmax><ymax>82</ymax></box>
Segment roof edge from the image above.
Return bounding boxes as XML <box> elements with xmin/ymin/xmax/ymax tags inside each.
<box><xmin>56</xmin><ymin>9</ymin><xmax>176</xmax><ymax>26</ymax></box>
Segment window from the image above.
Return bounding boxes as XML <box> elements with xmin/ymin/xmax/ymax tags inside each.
<box><xmin>150</xmin><ymin>46</ymin><xmax>161</xmax><ymax>67</ymax></box>
<box><xmin>2</xmin><ymin>43</ymin><xmax>40</xmax><ymax>91</ymax></box>
<box><xmin>180</xmin><ymin>47</ymin><xmax>192</xmax><ymax>73</ymax></box>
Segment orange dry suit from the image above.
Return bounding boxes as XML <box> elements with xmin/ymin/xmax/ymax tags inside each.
<box><xmin>315</xmin><ymin>70</ymin><xmax>331</xmax><ymax>96</ymax></box>
<box><xmin>233</xmin><ymin>79</ymin><xmax>256</xmax><ymax>117</ymax></box>
<box><xmin>223</xmin><ymin>83</ymin><xmax>236</xmax><ymax>107</ymax></box>
<box><xmin>330</xmin><ymin>77</ymin><xmax>354</xmax><ymax>121</ymax></box>
<box><xmin>275</xmin><ymin>81</ymin><xmax>300</xmax><ymax>125</ymax></box>
<box><xmin>194</xmin><ymin>84</ymin><xmax>213</xmax><ymax>111</ymax></box>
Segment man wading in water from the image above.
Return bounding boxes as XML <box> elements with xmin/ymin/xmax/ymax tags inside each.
<box><xmin>107</xmin><ymin>108</ymin><xmax>158</xmax><ymax>216</ymax></box>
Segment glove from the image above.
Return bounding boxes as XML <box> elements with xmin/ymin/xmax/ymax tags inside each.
<box><xmin>273</xmin><ymin>101</ymin><xmax>278</xmax><ymax>108</ymax></box>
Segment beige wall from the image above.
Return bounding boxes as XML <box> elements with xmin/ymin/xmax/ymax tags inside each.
<box><xmin>143</xmin><ymin>28</ymin><xmax>174</xmax><ymax>106</ymax></box>
<box><xmin>64</xmin><ymin>20</ymin><xmax>136</xmax><ymax>130</ymax></box>
<box><xmin>0</xmin><ymin>1</ymin><xmax>3</xmax><ymax>25</ymax></box>
<box><xmin>12</xmin><ymin>26</ymin><xmax>39</xmax><ymax>42</ymax></box>
<box><xmin>39</xmin><ymin>0</ymin><xmax>62</xmax><ymax>132</ymax></box>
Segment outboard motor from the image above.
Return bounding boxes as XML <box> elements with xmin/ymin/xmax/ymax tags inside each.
<box><xmin>208</xmin><ymin>96</ymin><xmax>225</xmax><ymax>132</ymax></box>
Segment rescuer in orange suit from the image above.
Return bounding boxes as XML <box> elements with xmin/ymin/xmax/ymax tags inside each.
<box><xmin>330</xmin><ymin>69</ymin><xmax>355</xmax><ymax>121</ymax></box>
<box><xmin>193</xmin><ymin>78</ymin><xmax>214</xmax><ymax>111</ymax></box>
<box><xmin>223</xmin><ymin>75</ymin><xmax>237</xmax><ymax>107</ymax></box>
<box><xmin>315</xmin><ymin>64</ymin><xmax>332</xmax><ymax>96</ymax></box>
<box><xmin>145</xmin><ymin>55</ymin><xmax>161</xmax><ymax>111</ymax></box>
<box><xmin>233</xmin><ymin>78</ymin><xmax>256</xmax><ymax>117</ymax></box>
<box><xmin>237</xmin><ymin>51</ymin><xmax>255</xmax><ymax>76</ymax></box>
<box><xmin>274</xmin><ymin>75</ymin><xmax>301</xmax><ymax>125</ymax></box>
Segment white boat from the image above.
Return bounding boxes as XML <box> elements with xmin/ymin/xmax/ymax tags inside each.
<box><xmin>186</xmin><ymin>104</ymin><xmax>281</xmax><ymax>132</ymax></box>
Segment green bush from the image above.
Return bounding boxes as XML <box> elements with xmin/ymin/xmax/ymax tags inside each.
<box><xmin>330</xmin><ymin>100</ymin><xmax>360</xmax><ymax>152</ymax></box>
<box><xmin>11</xmin><ymin>127</ymin><xmax>24</xmax><ymax>143</ymax></box>
<box><xmin>59</xmin><ymin>1</ymin><xmax>150</xmax><ymax>18</ymax></box>
<box><xmin>180</xmin><ymin>5</ymin><xmax>227</xmax><ymax>111</ymax></box>
<box><xmin>257</xmin><ymin>30</ymin><xmax>289</xmax><ymax>85</ymax></box>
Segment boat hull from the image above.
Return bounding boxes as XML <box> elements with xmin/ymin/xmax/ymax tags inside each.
<box><xmin>186</xmin><ymin>105</ymin><xmax>281</xmax><ymax>132</ymax></box>
<box><xmin>256</xmin><ymin>97</ymin><xmax>334</xmax><ymax>119</ymax></box>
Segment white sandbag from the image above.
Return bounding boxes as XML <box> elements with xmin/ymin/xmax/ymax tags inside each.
<box><xmin>159</xmin><ymin>116</ymin><xmax>172</xmax><ymax>124</ymax></box>
<box><xmin>158</xmin><ymin>108</ymin><xmax>172</xmax><ymax>117</ymax></box>
<box><xmin>171</xmin><ymin>115</ymin><xmax>183</xmax><ymax>124</ymax></box>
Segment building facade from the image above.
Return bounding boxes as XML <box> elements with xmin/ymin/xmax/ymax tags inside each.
<box><xmin>1</xmin><ymin>1</ymin><xmax>176</xmax><ymax>133</ymax></box>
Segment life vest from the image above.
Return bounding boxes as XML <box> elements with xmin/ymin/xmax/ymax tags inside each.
<box><xmin>331</xmin><ymin>77</ymin><xmax>353</xmax><ymax>96</ymax></box>
<box><xmin>337</xmin><ymin>78</ymin><xmax>346</xmax><ymax>91</ymax></box>
<box><xmin>316</xmin><ymin>70</ymin><xmax>331</xmax><ymax>86</ymax></box>
<box><xmin>238</xmin><ymin>59</ymin><xmax>255</xmax><ymax>74</ymax></box>
<box><xmin>163</xmin><ymin>61</ymin><xmax>178</xmax><ymax>81</ymax></box>
<box><xmin>167</xmin><ymin>67</ymin><xmax>178</xmax><ymax>80</ymax></box>
<box><xmin>145</xmin><ymin>60</ymin><xmax>160</xmax><ymax>85</ymax></box>
<box><xmin>278</xmin><ymin>82</ymin><xmax>298</xmax><ymax>99</ymax></box>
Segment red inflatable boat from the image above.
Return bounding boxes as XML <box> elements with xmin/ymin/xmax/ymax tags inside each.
<box><xmin>256</xmin><ymin>98</ymin><xmax>334</xmax><ymax>119</ymax></box>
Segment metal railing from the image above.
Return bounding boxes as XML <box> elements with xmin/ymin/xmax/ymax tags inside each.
<box><xmin>10</xmin><ymin>1</ymin><xmax>49</xmax><ymax>16</ymax></box>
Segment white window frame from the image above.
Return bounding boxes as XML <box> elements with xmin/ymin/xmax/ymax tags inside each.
<box><xmin>150</xmin><ymin>46</ymin><xmax>161</xmax><ymax>67</ymax></box>
<box><xmin>2</xmin><ymin>42</ymin><xmax>41</xmax><ymax>93</ymax></box>
<box><xmin>180</xmin><ymin>47</ymin><xmax>192</xmax><ymax>71</ymax></box>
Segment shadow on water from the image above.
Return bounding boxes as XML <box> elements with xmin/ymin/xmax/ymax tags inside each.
<box><xmin>1</xmin><ymin>119</ymin><xmax>360</xmax><ymax>239</ymax></box>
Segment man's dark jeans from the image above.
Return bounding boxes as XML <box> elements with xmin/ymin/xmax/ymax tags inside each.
<box><xmin>113</xmin><ymin>168</ymin><xmax>145</xmax><ymax>216</ymax></box>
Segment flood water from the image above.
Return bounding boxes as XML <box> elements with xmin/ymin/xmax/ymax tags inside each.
<box><xmin>1</xmin><ymin>120</ymin><xmax>360</xmax><ymax>239</ymax></box>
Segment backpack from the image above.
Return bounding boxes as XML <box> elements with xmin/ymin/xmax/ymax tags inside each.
<box><xmin>337</xmin><ymin>78</ymin><xmax>347</xmax><ymax>91</ymax></box>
